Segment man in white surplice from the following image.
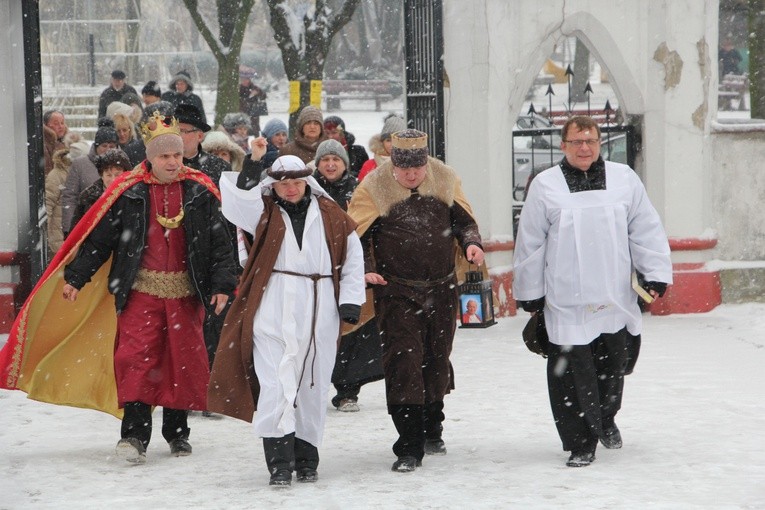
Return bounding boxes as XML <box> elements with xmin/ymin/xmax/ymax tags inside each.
<box><xmin>513</xmin><ymin>116</ymin><xmax>672</xmax><ymax>469</ymax></box>
<box><xmin>212</xmin><ymin>154</ymin><xmax>365</xmax><ymax>487</ymax></box>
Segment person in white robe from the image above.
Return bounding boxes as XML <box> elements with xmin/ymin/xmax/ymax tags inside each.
<box><xmin>513</xmin><ymin>116</ymin><xmax>672</xmax><ymax>468</ymax></box>
<box><xmin>217</xmin><ymin>155</ymin><xmax>365</xmax><ymax>486</ymax></box>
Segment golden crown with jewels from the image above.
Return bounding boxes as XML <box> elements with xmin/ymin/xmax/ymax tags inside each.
<box><xmin>140</xmin><ymin>111</ymin><xmax>180</xmax><ymax>145</ymax></box>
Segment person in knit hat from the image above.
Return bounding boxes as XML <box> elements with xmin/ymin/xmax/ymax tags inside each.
<box><xmin>323</xmin><ymin>115</ymin><xmax>369</xmax><ymax>178</ymax></box>
<box><xmin>161</xmin><ymin>70</ymin><xmax>206</xmax><ymax>124</ymax></box>
<box><xmin>347</xmin><ymin>127</ymin><xmax>485</xmax><ymax>473</ymax></box>
<box><xmin>141</xmin><ymin>81</ymin><xmax>162</xmax><ymax>106</ymax></box>
<box><xmin>59</xmin><ymin>110</ymin><xmax>237</xmax><ymax>464</ymax></box>
<box><xmin>261</xmin><ymin>118</ymin><xmax>289</xmax><ymax>165</ymax></box>
<box><xmin>358</xmin><ymin>113</ymin><xmax>407</xmax><ymax>181</ymax></box>
<box><xmin>208</xmin><ymin>154</ymin><xmax>365</xmax><ymax>486</ymax></box>
<box><xmin>235</xmin><ymin>118</ymin><xmax>291</xmax><ymax>190</ymax></box>
<box><xmin>239</xmin><ymin>68</ymin><xmax>268</xmax><ymax>135</ymax></box>
<box><xmin>311</xmin><ymin>138</ymin><xmax>385</xmax><ymax>413</ymax></box>
<box><xmin>69</xmin><ymin>148</ymin><xmax>133</xmax><ymax>231</ymax></box>
<box><xmin>279</xmin><ymin>106</ymin><xmax>327</xmax><ymax>164</ymax></box>
<box><xmin>313</xmin><ymin>139</ymin><xmax>353</xmax><ymax>208</ymax></box>
<box><xmin>61</xmin><ymin>124</ymin><xmax>119</xmax><ymax>235</ymax></box>
<box><xmin>220</xmin><ymin>112</ymin><xmax>252</xmax><ymax>152</ymax></box>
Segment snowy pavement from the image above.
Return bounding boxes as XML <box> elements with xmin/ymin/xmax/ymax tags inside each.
<box><xmin>1</xmin><ymin>304</ymin><xmax>764</xmax><ymax>509</ymax></box>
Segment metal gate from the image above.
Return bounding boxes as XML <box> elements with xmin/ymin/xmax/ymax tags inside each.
<box><xmin>512</xmin><ymin>88</ymin><xmax>641</xmax><ymax>236</ymax></box>
<box><xmin>403</xmin><ymin>0</ymin><xmax>445</xmax><ymax>161</ymax></box>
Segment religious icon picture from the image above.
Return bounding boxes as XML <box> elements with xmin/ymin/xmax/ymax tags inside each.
<box><xmin>460</xmin><ymin>294</ymin><xmax>483</xmax><ymax>325</ymax></box>
<box><xmin>458</xmin><ymin>270</ymin><xmax>496</xmax><ymax>328</ymax></box>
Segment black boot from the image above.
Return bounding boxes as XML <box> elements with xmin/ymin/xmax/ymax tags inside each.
<box><xmin>294</xmin><ymin>436</ymin><xmax>319</xmax><ymax>483</ymax></box>
<box><xmin>389</xmin><ymin>404</ymin><xmax>424</xmax><ymax>472</ymax></box>
<box><xmin>423</xmin><ymin>401</ymin><xmax>447</xmax><ymax>455</ymax></box>
<box><xmin>263</xmin><ymin>434</ymin><xmax>295</xmax><ymax>487</ymax></box>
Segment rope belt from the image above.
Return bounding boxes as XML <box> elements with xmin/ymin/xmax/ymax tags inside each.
<box><xmin>132</xmin><ymin>268</ymin><xmax>195</xmax><ymax>299</ymax></box>
<box><xmin>382</xmin><ymin>271</ymin><xmax>455</xmax><ymax>289</ymax></box>
<box><xmin>271</xmin><ymin>269</ymin><xmax>332</xmax><ymax>408</ymax></box>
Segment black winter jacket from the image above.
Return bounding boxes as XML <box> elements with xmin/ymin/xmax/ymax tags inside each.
<box><xmin>64</xmin><ymin>178</ymin><xmax>237</xmax><ymax>313</ymax></box>
<box><xmin>184</xmin><ymin>148</ymin><xmax>230</xmax><ymax>188</ymax></box>
<box><xmin>313</xmin><ymin>171</ymin><xmax>358</xmax><ymax>211</ymax></box>
<box><xmin>343</xmin><ymin>131</ymin><xmax>370</xmax><ymax>178</ymax></box>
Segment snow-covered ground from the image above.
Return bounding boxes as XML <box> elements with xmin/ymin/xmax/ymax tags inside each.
<box><xmin>2</xmin><ymin>303</ymin><xmax>764</xmax><ymax>510</ymax></box>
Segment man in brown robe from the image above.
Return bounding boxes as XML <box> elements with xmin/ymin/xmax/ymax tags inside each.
<box><xmin>347</xmin><ymin>129</ymin><xmax>485</xmax><ymax>472</ymax></box>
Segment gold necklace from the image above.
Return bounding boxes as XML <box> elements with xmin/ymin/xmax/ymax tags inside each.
<box><xmin>154</xmin><ymin>184</ymin><xmax>184</xmax><ymax>229</ymax></box>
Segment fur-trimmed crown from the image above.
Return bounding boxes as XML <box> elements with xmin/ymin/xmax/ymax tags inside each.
<box><xmin>140</xmin><ymin>111</ymin><xmax>180</xmax><ymax>145</ymax></box>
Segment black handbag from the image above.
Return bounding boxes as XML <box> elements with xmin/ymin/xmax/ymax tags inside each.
<box><xmin>522</xmin><ymin>311</ymin><xmax>549</xmax><ymax>358</ymax></box>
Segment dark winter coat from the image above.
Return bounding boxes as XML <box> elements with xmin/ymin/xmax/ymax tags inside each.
<box><xmin>70</xmin><ymin>179</ymin><xmax>106</xmax><ymax>232</ymax></box>
<box><xmin>237</xmin><ymin>158</ymin><xmax>266</xmax><ymax>190</ymax></box>
<box><xmin>98</xmin><ymin>84</ymin><xmax>139</xmax><ymax>119</ymax></box>
<box><xmin>64</xmin><ymin>175</ymin><xmax>237</xmax><ymax>314</ymax></box>
<box><xmin>184</xmin><ymin>147</ymin><xmax>230</xmax><ymax>187</ymax></box>
<box><xmin>121</xmin><ymin>138</ymin><xmax>145</xmax><ymax>168</ymax></box>
<box><xmin>161</xmin><ymin>88</ymin><xmax>206</xmax><ymax>124</ymax></box>
<box><xmin>313</xmin><ymin>170</ymin><xmax>358</xmax><ymax>211</ymax></box>
<box><xmin>343</xmin><ymin>131</ymin><xmax>370</xmax><ymax>178</ymax></box>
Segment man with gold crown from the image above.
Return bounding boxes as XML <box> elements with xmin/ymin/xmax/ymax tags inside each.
<box><xmin>347</xmin><ymin>128</ymin><xmax>485</xmax><ymax>473</ymax></box>
<box><xmin>0</xmin><ymin>111</ymin><xmax>237</xmax><ymax>464</ymax></box>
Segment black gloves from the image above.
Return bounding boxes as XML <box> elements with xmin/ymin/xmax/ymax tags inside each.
<box><xmin>517</xmin><ymin>297</ymin><xmax>545</xmax><ymax>313</ymax></box>
<box><xmin>642</xmin><ymin>281</ymin><xmax>667</xmax><ymax>298</ymax></box>
<box><xmin>339</xmin><ymin>303</ymin><xmax>361</xmax><ymax>325</ymax></box>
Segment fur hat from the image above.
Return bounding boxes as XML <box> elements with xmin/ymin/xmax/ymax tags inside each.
<box><xmin>296</xmin><ymin>106</ymin><xmax>323</xmax><ymax>134</ymax></box>
<box><xmin>69</xmin><ymin>140</ymin><xmax>91</xmax><ymax>160</ymax></box>
<box><xmin>175</xmin><ymin>103</ymin><xmax>211</xmax><ymax>132</ymax></box>
<box><xmin>106</xmin><ymin>101</ymin><xmax>133</xmax><ymax>120</ymax></box>
<box><xmin>95</xmin><ymin>148</ymin><xmax>132</xmax><ymax>174</ymax></box>
<box><xmin>381</xmin><ymin>114</ymin><xmax>407</xmax><ymax>141</ymax></box>
<box><xmin>267</xmin><ymin>155</ymin><xmax>313</xmax><ymax>180</ymax></box>
<box><xmin>170</xmin><ymin>70</ymin><xmax>194</xmax><ymax>90</ymax></box>
<box><xmin>314</xmin><ymin>139</ymin><xmax>349</xmax><ymax>170</ymax></box>
<box><xmin>141</xmin><ymin>80</ymin><xmax>161</xmax><ymax>98</ymax></box>
<box><xmin>390</xmin><ymin>129</ymin><xmax>429</xmax><ymax>168</ymax></box>
<box><xmin>262</xmin><ymin>118</ymin><xmax>288</xmax><ymax>141</ymax></box>
<box><xmin>111</xmin><ymin>69</ymin><xmax>126</xmax><ymax>80</ymax></box>
<box><xmin>222</xmin><ymin>112</ymin><xmax>252</xmax><ymax>133</ymax></box>
<box><xmin>94</xmin><ymin>126</ymin><xmax>118</xmax><ymax>147</ymax></box>
<box><xmin>201</xmin><ymin>131</ymin><xmax>246</xmax><ymax>172</ymax></box>
<box><xmin>323</xmin><ymin>115</ymin><xmax>345</xmax><ymax>131</ymax></box>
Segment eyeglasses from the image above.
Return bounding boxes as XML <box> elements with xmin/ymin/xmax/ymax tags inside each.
<box><xmin>179</xmin><ymin>128</ymin><xmax>200</xmax><ymax>134</ymax></box>
<box><xmin>563</xmin><ymin>139</ymin><xmax>600</xmax><ymax>147</ymax></box>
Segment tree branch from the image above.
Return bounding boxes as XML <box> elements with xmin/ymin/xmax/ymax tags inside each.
<box><xmin>181</xmin><ymin>0</ymin><xmax>223</xmax><ymax>59</ymax></box>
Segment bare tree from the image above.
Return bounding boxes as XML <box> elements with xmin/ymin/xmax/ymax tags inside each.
<box><xmin>181</xmin><ymin>0</ymin><xmax>257</xmax><ymax>126</ymax></box>
<box><xmin>265</xmin><ymin>0</ymin><xmax>362</xmax><ymax>130</ymax></box>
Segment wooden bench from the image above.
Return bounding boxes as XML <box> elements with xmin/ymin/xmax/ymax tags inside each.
<box><xmin>718</xmin><ymin>74</ymin><xmax>749</xmax><ymax>111</ymax></box>
<box><xmin>323</xmin><ymin>80</ymin><xmax>392</xmax><ymax>111</ymax></box>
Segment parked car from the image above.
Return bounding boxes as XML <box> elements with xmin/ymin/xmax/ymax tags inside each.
<box><xmin>512</xmin><ymin>114</ymin><xmax>563</xmax><ymax>201</ymax></box>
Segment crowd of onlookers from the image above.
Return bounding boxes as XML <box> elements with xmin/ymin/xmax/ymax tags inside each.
<box><xmin>42</xmin><ymin>67</ymin><xmax>406</xmax><ymax>265</ymax></box>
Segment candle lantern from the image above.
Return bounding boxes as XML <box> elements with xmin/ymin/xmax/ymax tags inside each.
<box><xmin>458</xmin><ymin>270</ymin><xmax>496</xmax><ymax>328</ymax></box>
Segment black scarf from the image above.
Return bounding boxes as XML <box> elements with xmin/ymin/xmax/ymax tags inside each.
<box><xmin>559</xmin><ymin>156</ymin><xmax>606</xmax><ymax>193</ymax></box>
<box><xmin>272</xmin><ymin>189</ymin><xmax>312</xmax><ymax>249</ymax></box>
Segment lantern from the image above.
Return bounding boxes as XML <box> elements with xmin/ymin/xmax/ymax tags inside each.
<box><xmin>458</xmin><ymin>270</ymin><xmax>496</xmax><ymax>328</ymax></box>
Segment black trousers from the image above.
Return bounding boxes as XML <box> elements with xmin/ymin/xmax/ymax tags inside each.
<box><xmin>546</xmin><ymin>328</ymin><xmax>628</xmax><ymax>453</ymax></box>
<box><xmin>121</xmin><ymin>401</ymin><xmax>190</xmax><ymax>450</ymax></box>
<box><xmin>203</xmin><ymin>302</ymin><xmax>231</xmax><ymax>369</ymax></box>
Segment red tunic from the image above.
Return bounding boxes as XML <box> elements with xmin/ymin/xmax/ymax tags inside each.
<box><xmin>114</xmin><ymin>181</ymin><xmax>209</xmax><ymax>409</ymax></box>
